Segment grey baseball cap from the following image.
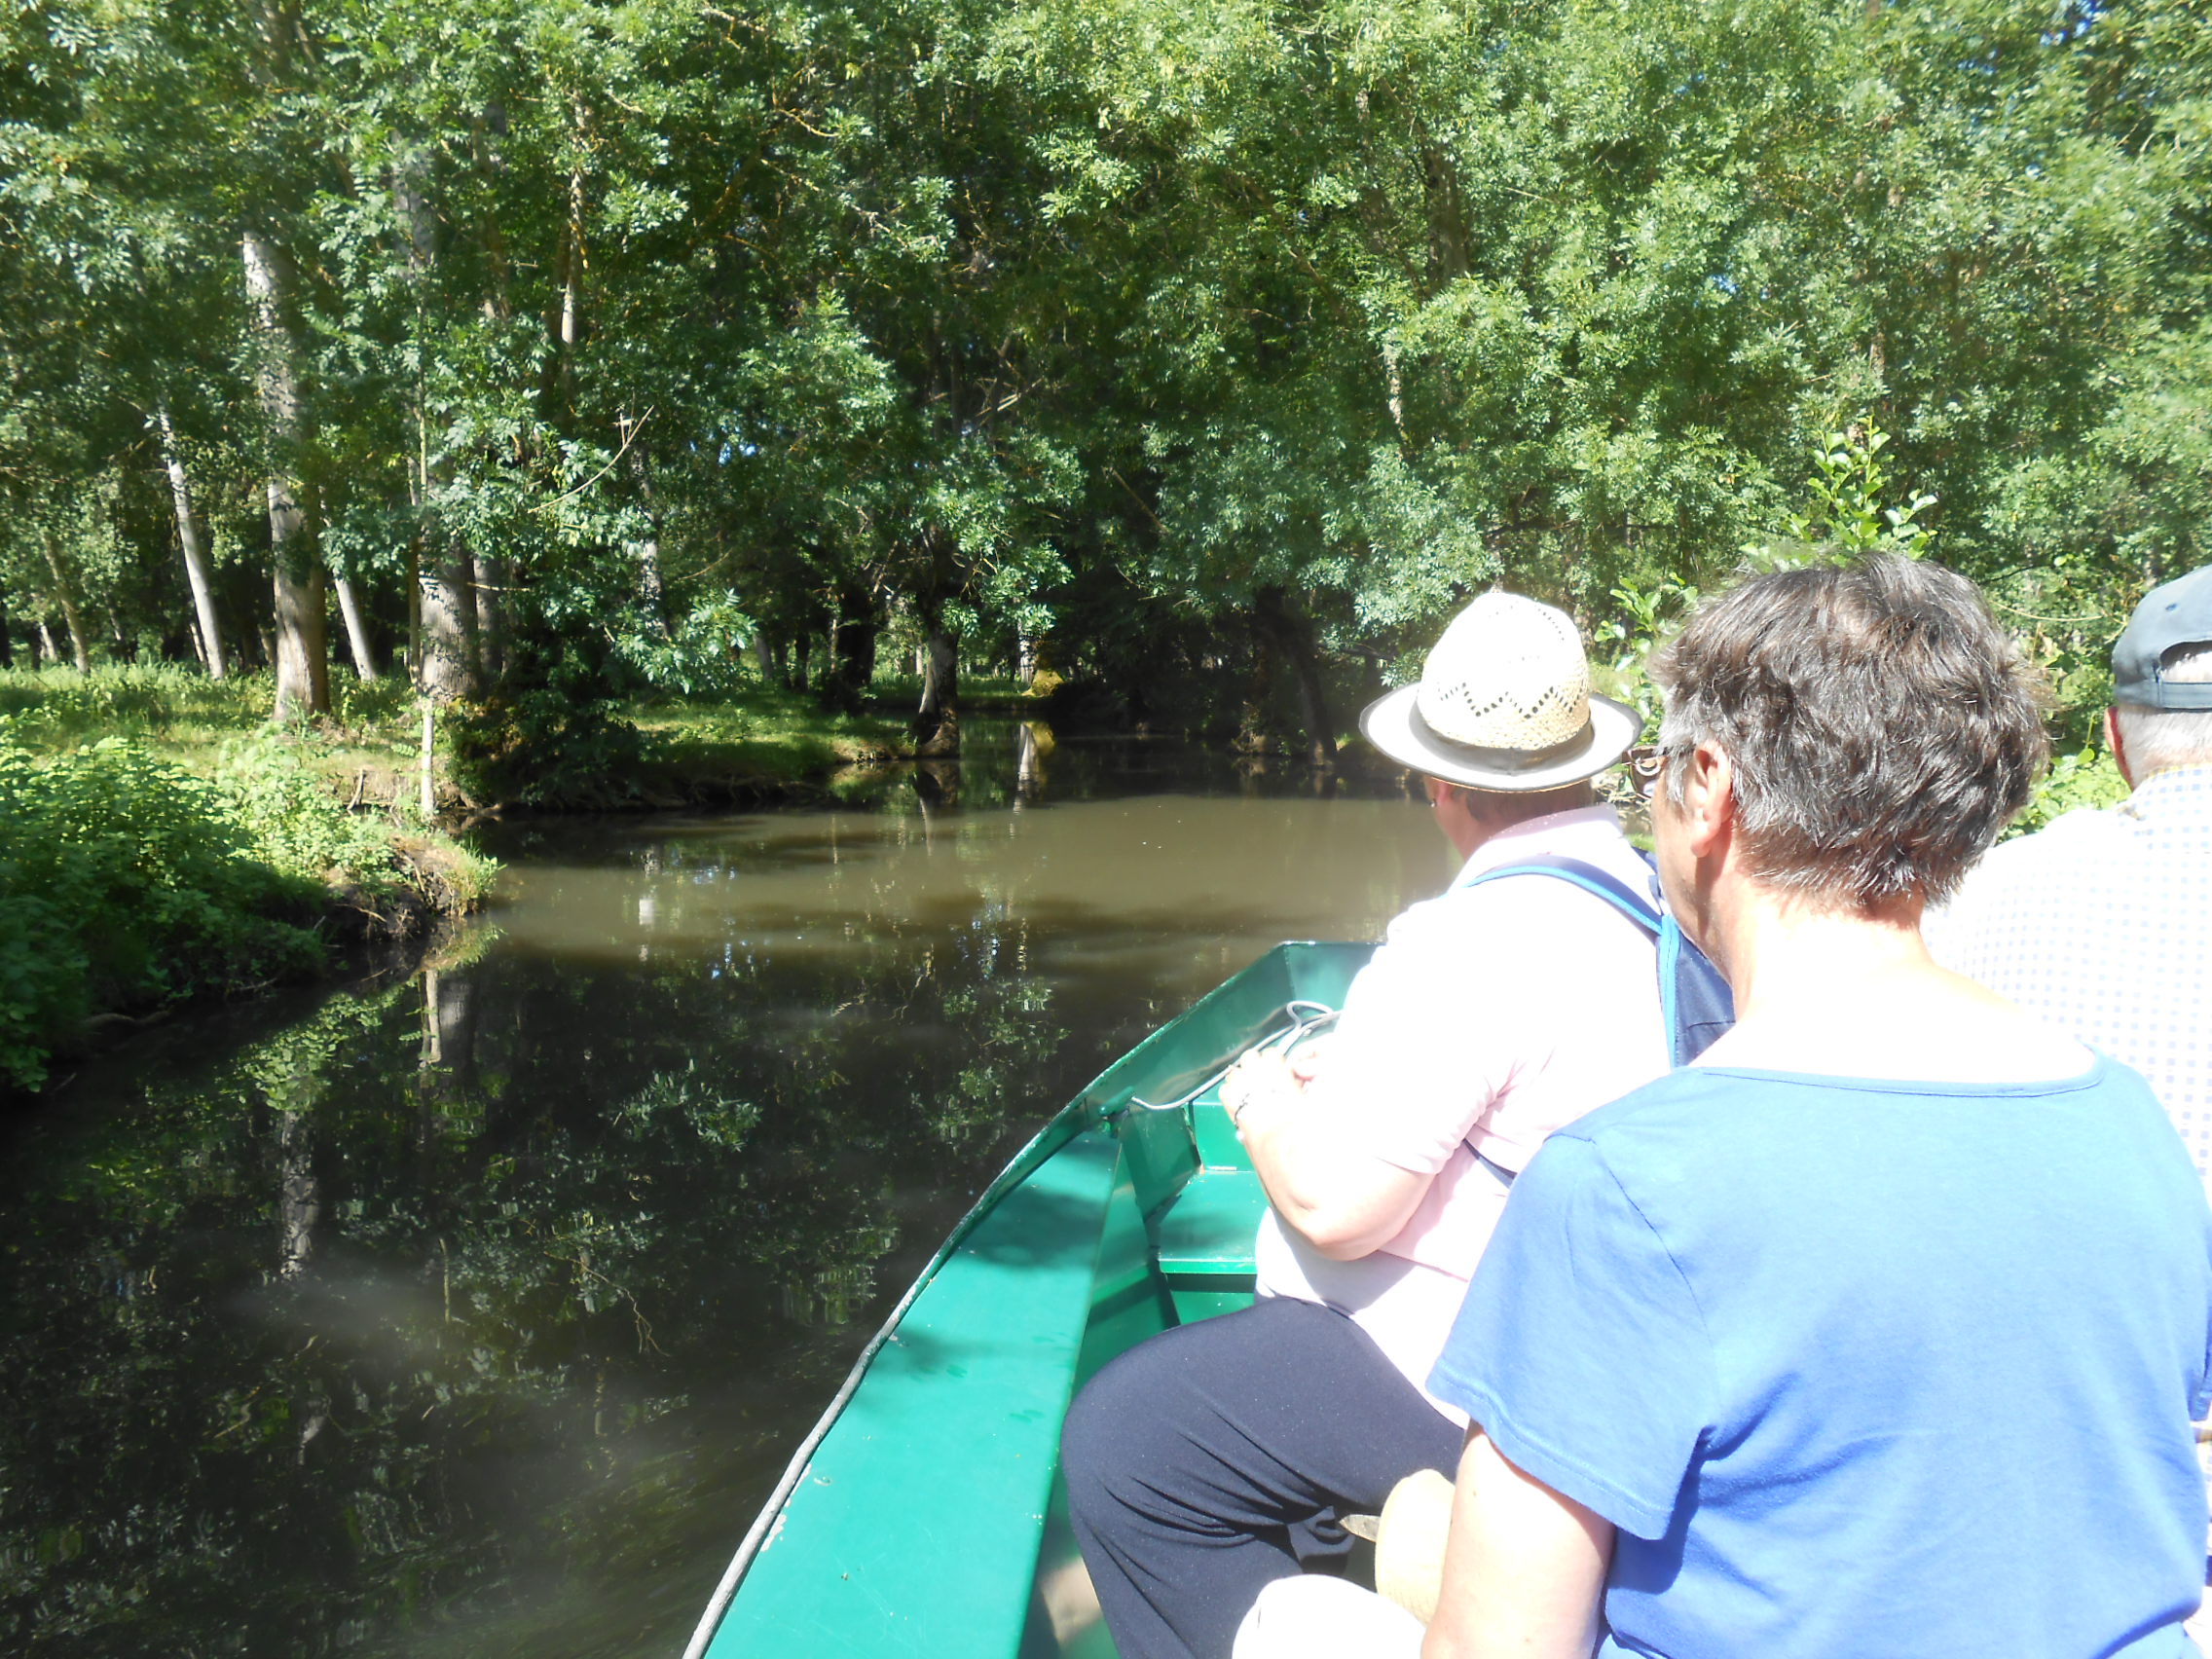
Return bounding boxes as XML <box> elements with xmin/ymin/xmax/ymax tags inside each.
<box><xmin>2113</xmin><ymin>563</ymin><xmax>2212</xmax><ymax>711</ymax></box>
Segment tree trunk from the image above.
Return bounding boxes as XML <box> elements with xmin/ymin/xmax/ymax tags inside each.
<box><xmin>472</xmin><ymin>102</ymin><xmax>516</xmax><ymax>321</ymax></box>
<box><xmin>822</xmin><ymin>582</ymin><xmax>877</xmax><ymax>711</ymax></box>
<box><xmin>475</xmin><ymin>553</ymin><xmax>505</xmax><ymax>682</ymax></box>
<box><xmin>269</xmin><ymin>545</ymin><xmax>328</xmax><ymax>718</ymax></box>
<box><xmin>243</xmin><ymin>228</ymin><xmax>329</xmax><ymax>719</ymax></box>
<box><xmin>540</xmin><ymin>127</ymin><xmax>587</xmax><ymax>415</ymax></box>
<box><xmin>1254</xmin><ymin>587</ymin><xmax>1337</xmax><ymax>767</ymax></box>
<box><xmin>844</xmin><ymin>589</ymin><xmax>879</xmax><ymax>688</ymax></box>
<box><xmin>631</xmin><ymin>526</ymin><xmax>667</xmax><ymax>635</ymax></box>
<box><xmin>333</xmin><ymin>573</ymin><xmax>379</xmax><ymax>681</ymax></box>
<box><xmin>41</xmin><ymin>533</ymin><xmax>92</xmax><ymax>672</ymax></box>
<box><xmin>157</xmin><ymin>407</ymin><xmax>227</xmax><ymax>680</ymax></box>
<box><xmin>420</xmin><ymin>699</ymin><xmax>437</xmax><ymax>817</ymax></box>
<box><xmin>396</xmin><ymin>148</ymin><xmax>483</xmax><ymax>704</ymax></box>
<box><xmin>406</xmin><ymin>536</ymin><xmax>422</xmax><ymax>679</ymax></box>
<box><xmin>417</xmin><ymin>538</ymin><xmax>479</xmax><ymax>707</ymax></box>
<box><xmin>917</xmin><ymin>628</ymin><xmax>957</xmax><ymax>720</ymax></box>
<box><xmin>36</xmin><ymin>621</ymin><xmax>59</xmax><ymax>664</ymax></box>
<box><xmin>1420</xmin><ymin>138</ymin><xmax>1472</xmax><ymax>289</ymax></box>
<box><xmin>561</xmin><ymin>161</ymin><xmax>584</xmax><ymax>368</ymax></box>
<box><xmin>1382</xmin><ymin>338</ymin><xmax>1408</xmax><ymax>443</ymax></box>
<box><xmin>243</xmin><ymin>2</ymin><xmax>326</xmax><ymax>719</ymax></box>
<box><xmin>912</xmin><ymin>618</ymin><xmax>959</xmax><ymax>756</ymax></box>
<box><xmin>627</xmin><ymin>439</ymin><xmax>668</xmax><ymax>636</ymax></box>
<box><xmin>0</xmin><ymin>596</ymin><xmax>11</xmax><ymax>669</ymax></box>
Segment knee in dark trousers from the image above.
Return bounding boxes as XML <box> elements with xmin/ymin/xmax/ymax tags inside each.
<box><xmin>1059</xmin><ymin>1296</ymin><xmax>1461</xmax><ymax>1659</ymax></box>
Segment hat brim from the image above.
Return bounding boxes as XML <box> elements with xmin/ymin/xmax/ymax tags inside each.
<box><xmin>1359</xmin><ymin>688</ymin><xmax>1642</xmax><ymax>792</ymax></box>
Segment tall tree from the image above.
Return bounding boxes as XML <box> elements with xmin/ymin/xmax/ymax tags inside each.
<box><xmin>244</xmin><ymin>0</ymin><xmax>329</xmax><ymax>718</ymax></box>
<box><xmin>156</xmin><ymin>407</ymin><xmax>227</xmax><ymax>680</ymax></box>
<box><xmin>243</xmin><ymin>225</ymin><xmax>328</xmax><ymax>718</ymax></box>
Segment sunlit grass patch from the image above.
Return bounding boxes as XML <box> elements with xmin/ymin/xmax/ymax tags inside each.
<box><xmin>0</xmin><ymin>662</ymin><xmax>266</xmax><ymax>748</ymax></box>
<box><xmin>626</xmin><ymin>687</ymin><xmax>907</xmax><ymax>786</ymax></box>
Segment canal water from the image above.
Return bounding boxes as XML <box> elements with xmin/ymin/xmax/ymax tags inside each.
<box><xmin>0</xmin><ymin>733</ymin><xmax>1453</xmax><ymax>1658</ymax></box>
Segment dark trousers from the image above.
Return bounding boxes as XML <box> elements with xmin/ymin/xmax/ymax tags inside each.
<box><xmin>1059</xmin><ymin>1295</ymin><xmax>1463</xmax><ymax>1659</ymax></box>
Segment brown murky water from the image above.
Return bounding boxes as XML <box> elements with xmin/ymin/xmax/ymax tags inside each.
<box><xmin>0</xmin><ymin>734</ymin><xmax>1451</xmax><ymax>1658</ymax></box>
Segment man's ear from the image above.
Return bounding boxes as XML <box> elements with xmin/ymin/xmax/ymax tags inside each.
<box><xmin>1677</xmin><ymin>742</ymin><xmax>1735</xmax><ymax>864</ymax></box>
<box><xmin>2105</xmin><ymin>708</ymin><xmax>2135</xmax><ymax>789</ymax></box>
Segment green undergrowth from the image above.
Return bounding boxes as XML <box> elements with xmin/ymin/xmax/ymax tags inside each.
<box><xmin>0</xmin><ymin>662</ymin><xmax>414</xmax><ymax>759</ymax></box>
<box><xmin>0</xmin><ymin>666</ymin><xmax>932</xmax><ymax>811</ymax></box>
<box><xmin>439</xmin><ymin>682</ymin><xmax>913</xmax><ymax>807</ymax></box>
<box><xmin>2010</xmin><ymin>744</ymin><xmax>2132</xmax><ymax>838</ymax></box>
<box><xmin>0</xmin><ymin>718</ymin><xmax>498</xmax><ymax>1092</ymax></box>
<box><xmin>1</xmin><ymin>736</ymin><xmax>311</xmax><ymax>1090</ymax></box>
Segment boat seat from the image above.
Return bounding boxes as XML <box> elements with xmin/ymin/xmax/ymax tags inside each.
<box><xmin>1152</xmin><ymin>1102</ymin><xmax>1267</xmax><ymax>1321</ymax></box>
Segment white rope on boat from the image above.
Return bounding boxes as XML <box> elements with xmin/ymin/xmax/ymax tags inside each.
<box><xmin>1126</xmin><ymin>1000</ymin><xmax>1340</xmax><ymax>1112</ymax></box>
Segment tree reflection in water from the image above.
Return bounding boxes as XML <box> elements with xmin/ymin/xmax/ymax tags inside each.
<box><xmin>0</xmin><ymin>747</ymin><xmax>1443</xmax><ymax>1658</ymax></box>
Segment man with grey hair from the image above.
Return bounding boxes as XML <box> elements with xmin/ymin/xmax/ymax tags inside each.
<box><xmin>1932</xmin><ymin>560</ymin><xmax>2212</xmax><ymax>1185</ymax></box>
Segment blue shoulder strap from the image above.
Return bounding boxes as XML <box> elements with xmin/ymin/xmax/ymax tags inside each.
<box><xmin>1462</xmin><ymin>854</ymin><xmax>1662</xmax><ymax>933</ymax></box>
<box><xmin>1463</xmin><ymin>853</ymin><xmax>1734</xmax><ymax>1068</ymax></box>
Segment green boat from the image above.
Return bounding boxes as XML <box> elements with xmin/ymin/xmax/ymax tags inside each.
<box><xmin>683</xmin><ymin>940</ymin><xmax>1372</xmax><ymax>1659</ymax></box>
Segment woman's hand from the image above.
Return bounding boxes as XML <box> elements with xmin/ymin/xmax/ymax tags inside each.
<box><xmin>1224</xmin><ymin>1050</ymin><xmax>1304</xmax><ymax>1134</ymax></box>
<box><xmin>1285</xmin><ymin>1036</ymin><xmax>1328</xmax><ymax>1088</ymax></box>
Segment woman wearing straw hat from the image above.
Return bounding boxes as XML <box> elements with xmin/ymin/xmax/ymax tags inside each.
<box><xmin>1060</xmin><ymin>591</ymin><xmax>1671</xmax><ymax>1659</ymax></box>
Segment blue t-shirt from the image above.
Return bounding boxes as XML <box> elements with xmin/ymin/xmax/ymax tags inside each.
<box><xmin>1428</xmin><ymin>1057</ymin><xmax>2212</xmax><ymax>1659</ymax></box>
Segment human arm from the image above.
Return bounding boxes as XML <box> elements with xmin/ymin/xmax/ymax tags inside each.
<box><xmin>1421</xmin><ymin>1428</ymin><xmax>1614</xmax><ymax>1659</ymax></box>
<box><xmin>1229</xmin><ymin>1049</ymin><xmax>1431</xmax><ymax>1259</ymax></box>
<box><xmin>1420</xmin><ymin>1127</ymin><xmax>1714</xmax><ymax>1651</ymax></box>
<box><xmin>1226</xmin><ymin>892</ymin><xmax>1525</xmax><ymax>1260</ymax></box>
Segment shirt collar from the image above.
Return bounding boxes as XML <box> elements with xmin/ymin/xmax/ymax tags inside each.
<box><xmin>1452</xmin><ymin>802</ymin><xmax>1632</xmax><ymax>886</ymax></box>
<box><xmin>2122</xmin><ymin>762</ymin><xmax>2212</xmax><ymax>823</ymax></box>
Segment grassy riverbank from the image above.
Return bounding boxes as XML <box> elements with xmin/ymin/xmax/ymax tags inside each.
<box><xmin>572</xmin><ymin>688</ymin><xmax>912</xmax><ymax>808</ymax></box>
<box><xmin>0</xmin><ymin>664</ymin><xmax>916</xmax><ymax>805</ymax></box>
<box><xmin>0</xmin><ymin>664</ymin><xmax>938</xmax><ymax>1088</ymax></box>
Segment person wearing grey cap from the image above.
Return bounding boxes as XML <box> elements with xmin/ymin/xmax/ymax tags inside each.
<box><xmin>1931</xmin><ymin>561</ymin><xmax>2212</xmax><ymax>1188</ymax></box>
<box><xmin>1058</xmin><ymin>591</ymin><xmax>1675</xmax><ymax>1659</ymax></box>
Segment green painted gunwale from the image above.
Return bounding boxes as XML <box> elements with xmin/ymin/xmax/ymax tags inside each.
<box><xmin>688</xmin><ymin>940</ymin><xmax>1374</xmax><ymax>1658</ymax></box>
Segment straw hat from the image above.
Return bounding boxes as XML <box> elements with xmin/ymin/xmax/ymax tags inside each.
<box><xmin>1360</xmin><ymin>591</ymin><xmax>1639</xmax><ymax>792</ymax></box>
<box><xmin>1374</xmin><ymin>1466</ymin><xmax>1454</xmax><ymax>1625</ymax></box>
<box><xmin>1340</xmin><ymin>1466</ymin><xmax>1454</xmax><ymax>1624</ymax></box>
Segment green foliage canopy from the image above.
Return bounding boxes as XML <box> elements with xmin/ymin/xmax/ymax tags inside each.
<box><xmin>1</xmin><ymin>0</ymin><xmax>2208</xmax><ymax>744</ymax></box>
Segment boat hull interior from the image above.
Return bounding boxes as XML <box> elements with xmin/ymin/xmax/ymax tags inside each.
<box><xmin>698</xmin><ymin>941</ymin><xmax>1374</xmax><ymax>1658</ymax></box>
